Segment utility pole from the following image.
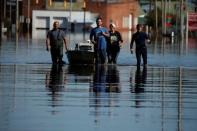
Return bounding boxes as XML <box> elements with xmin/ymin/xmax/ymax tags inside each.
<box><xmin>82</xmin><ymin>0</ymin><xmax>86</xmax><ymax>40</ymax></box>
<box><xmin>27</xmin><ymin>0</ymin><xmax>30</xmax><ymax>36</ymax></box>
<box><xmin>180</xmin><ymin>0</ymin><xmax>184</xmax><ymax>39</ymax></box>
<box><xmin>164</xmin><ymin>0</ymin><xmax>167</xmax><ymax>35</ymax></box>
<box><xmin>161</xmin><ymin>0</ymin><xmax>164</xmax><ymax>34</ymax></box>
<box><xmin>0</xmin><ymin>0</ymin><xmax>3</xmax><ymax>42</ymax></box>
<box><xmin>70</xmin><ymin>0</ymin><xmax>72</xmax><ymax>31</ymax></box>
<box><xmin>155</xmin><ymin>0</ymin><xmax>158</xmax><ymax>34</ymax></box>
<box><xmin>16</xmin><ymin>0</ymin><xmax>19</xmax><ymax>35</ymax></box>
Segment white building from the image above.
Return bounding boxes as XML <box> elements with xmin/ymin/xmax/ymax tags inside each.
<box><xmin>32</xmin><ymin>10</ymin><xmax>94</xmax><ymax>39</ymax></box>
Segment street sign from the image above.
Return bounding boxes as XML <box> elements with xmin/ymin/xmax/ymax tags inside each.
<box><xmin>188</xmin><ymin>13</ymin><xmax>197</xmax><ymax>31</ymax></box>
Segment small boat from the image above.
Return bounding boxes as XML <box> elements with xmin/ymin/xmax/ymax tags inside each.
<box><xmin>66</xmin><ymin>40</ymin><xmax>95</xmax><ymax>64</ymax></box>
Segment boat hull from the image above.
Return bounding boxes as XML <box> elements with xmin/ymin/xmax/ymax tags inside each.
<box><xmin>67</xmin><ymin>50</ymin><xmax>94</xmax><ymax>64</ymax></box>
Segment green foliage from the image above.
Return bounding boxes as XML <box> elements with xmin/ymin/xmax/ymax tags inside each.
<box><xmin>145</xmin><ymin>7</ymin><xmax>162</xmax><ymax>29</ymax></box>
<box><xmin>145</xmin><ymin>7</ymin><xmax>177</xmax><ymax>29</ymax></box>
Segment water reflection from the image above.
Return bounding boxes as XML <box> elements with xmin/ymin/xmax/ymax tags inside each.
<box><xmin>89</xmin><ymin>65</ymin><xmax>121</xmax><ymax>123</ymax></box>
<box><xmin>130</xmin><ymin>66</ymin><xmax>147</xmax><ymax>108</ymax></box>
<box><xmin>90</xmin><ymin>65</ymin><xmax>107</xmax><ymax>93</ymax></box>
<box><xmin>68</xmin><ymin>65</ymin><xmax>94</xmax><ymax>76</ymax></box>
<box><xmin>106</xmin><ymin>65</ymin><xmax>120</xmax><ymax>93</ymax></box>
<box><xmin>45</xmin><ymin>65</ymin><xmax>66</xmax><ymax>114</ymax></box>
<box><xmin>90</xmin><ymin>65</ymin><xmax>120</xmax><ymax>93</ymax></box>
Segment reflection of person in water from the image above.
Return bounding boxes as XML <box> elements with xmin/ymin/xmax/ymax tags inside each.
<box><xmin>106</xmin><ymin>65</ymin><xmax>120</xmax><ymax>93</ymax></box>
<box><xmin>130</xmin><ymin>66</ymin><xmax>147</xmax><ymax>107</ymax></box>
<box><xmin>91</xmin><ymin>65</ymin><xmax>107</xmax><ymax>93</ymax></box>
<box><xmin>45</xmin><ymin>65</ymin><xmax>66</xmax><ymax>110</ymax></box>
<box><xmin>135</xmin><ymin>67</ymin><xmax>147</xmax><ymax>93</ymax></box>
<box><xmin>89</xmin><ymin>65</ymin><xmax>107</xmax><ymax>123</ymax></box>
<box><xmin>90</xmin><ymin>65</ymin><xmax>121</xmax><ymax>93</ymax></box>
<box><xmin>89</xmin><ymin>65</ymin><xmax>121</xmax><ymax>124</ymax></box>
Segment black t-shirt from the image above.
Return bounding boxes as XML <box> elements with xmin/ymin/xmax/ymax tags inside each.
<box><xmin>109</xmin><ymin>31</ymin><xmax>123</xmax><ymax>46</ymax></box>
<box><xmin>131</xmin><ymin>31</ymin><xmax>148</xmax><ymax>48</ymax></box>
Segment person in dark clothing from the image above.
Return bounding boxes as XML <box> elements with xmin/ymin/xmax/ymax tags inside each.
<box><xmin>107</xmin><ymin>23</ymin><xmax>123</xmax><ymax>64</ymax></box>
<box><xmin>46</xmin><ymin>21</ymin><xmax>68</xmax><ymax>65</ymax></box>
<box><xmin>130</xmin><ymin>24</ymin><xmax>150</xmax><ymax>68</ymax></box>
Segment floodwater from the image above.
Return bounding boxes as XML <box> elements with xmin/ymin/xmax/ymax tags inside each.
<box><xmin>0</xmin><ymin>32</ymin><xmax>197</xmax><ymax>131</ymax></box>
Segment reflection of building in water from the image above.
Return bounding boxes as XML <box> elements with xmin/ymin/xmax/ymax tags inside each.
<box><xmin>45</xmin><ymin>65</ymin><xmax>66</xmax><ymax>114</ymax></box>
<box><xmin>130</xmin><ymin>66</ymin><xmax>147</xmax><ymax>107</ymax></box>
<box><xmin>89</xmin><ymin>65</ymin><xmax>121</xmax><ymax>123</ymax></box>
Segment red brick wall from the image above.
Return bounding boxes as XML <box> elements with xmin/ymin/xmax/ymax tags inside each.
<box><xmin>22</xmin><ymin>0</ymin><xmax>45</xmax><ymax>18</ymax></box>
<box><xmin>86</xmin><ymin>1</ymin><xmax>139</xmax><ymax>30</ymax></box>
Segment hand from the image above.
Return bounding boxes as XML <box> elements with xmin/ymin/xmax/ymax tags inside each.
<box><xmin>130</xmin><ymin>49</ymin><xmax>134</xmax><ymax>54</ymax></box>
<box><xmin>65</xmin><ymin>49</ymin><xmax>68</xmax><ymax>54</ymax></box>
<box><xmin>147</xmin><ymin>39</ymin><xmax>151</xmax><ymax>44</ymax></box>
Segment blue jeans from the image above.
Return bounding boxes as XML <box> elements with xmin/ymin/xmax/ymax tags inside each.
<box><xmin>98</xmin><ymin>49</ymin><xmax>107</xmax><ymax>64</ymax></box>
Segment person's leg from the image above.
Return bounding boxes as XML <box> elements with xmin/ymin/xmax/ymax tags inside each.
<box><xmin>99</xmin><ymin>49</ymin><xmax>106</xmax><ymax>64</ymax></box>
<box><xmin>58</xmin><ymin>46</ymin><xmax>64</xmax><ymax>64</ymax></box>
<box><xmin>110</xmin><ymin>47</ymin><xmax>115</xmax><ymax>64</ymax></box>
<box><xmin>51</xmin><ymin>48</ymin><xmax>57</xmax><ymax>64</ymax></box>
<box><xmin>135</xmin><ymin>48</ymin><xmax>141</xmax><ymax>67</ymax></box>
<box><xmin>113</xmin><ymin>46</ymin><xmax>120</xmax><ymax>64</ymax></box>
<box><xmin>107</xmin><ymin>45</ymin><xmax>111</xmax><ymax>63</ymax></box>
<box><xmin>142</xmin><ymin>47</ymin><xmax>147</xmax><ymax>66</ymax></box>
<box><xmin>94</xmin><ymin>46</ymin><xmax>99</xmax><ymax>64</ymax></box>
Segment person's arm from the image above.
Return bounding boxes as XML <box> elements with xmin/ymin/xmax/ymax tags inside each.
<box><xmin>102</xmin><ymin>28</ymin><xmax>109</xmax><ymax>37</ymax></box>
<box><xmin>145</xmin><ymin>32</ymin><xmax>151</xmax><ymax>43</ymax></box>
<box><xmin>118</xmin><ymin>31</ymin><xmax>123</xmax><ymax>42</ymax></box>
<box><xmin>117</xmin><ymin>31</ymin><xmax>123</xmax><ymax>47</ymax></box>
<box><xmin>46</xmin><ymin>33</ymin><xmax>50</xmax><ymax>51</ymax></box>
<box><xmin>63</xmin><ymin>37</ymin><xmax>68</xmax><ymax>52</ymax></box>
<box><xmin>130</xmin><ymin>34</ymin><xmax>135</xmax><ymax>49</ymax></box>
<box><xmin>90</xmin><ymin>29</ymin><xmax>96</xmax><ymax>44</ymax></box>
<box><xmin>61</xmin><ymin>31</ymin><xmax>68</xmax><ymax>52</ymax></box>
<box><xmin>130</xmin><ymin>34</ymin><xmax>135</xmax><ymax>53</ymax></box>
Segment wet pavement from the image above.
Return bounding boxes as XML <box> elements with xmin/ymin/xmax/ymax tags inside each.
<box><xmin>0</xmin><ymin>33</ymin><xmax>197</xmax><ymax>131</ymax></box>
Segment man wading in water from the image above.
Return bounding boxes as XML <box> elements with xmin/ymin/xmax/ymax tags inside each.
<box><xmin>46</xmin><ymin>21</ymin><xmax>68</xmax><ymax>65</ymax></box>
<box><xmin>130</xmin><ymin>24</ymin><xmax>150</xmax><ymax>69</ymax></box>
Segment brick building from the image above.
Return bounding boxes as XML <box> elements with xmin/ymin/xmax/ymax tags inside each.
<box><xmin>86</xmin><ymin>0</ymin><xmax>141</xmax><ymax>31</ymax></box>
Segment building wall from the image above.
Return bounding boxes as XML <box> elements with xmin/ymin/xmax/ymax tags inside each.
<box><xmin>32</xmin><ymin>10</ymin><xmax>93</xmax><ymax>39</ymax></box>
<box><xmin>86</xmin><ymin>0</ymin><xmax>139</xmax><ymax>31</ymax></box>
<box><xmin>22</xmin><ymin>0</ymin><xmax>45</xmax><ymax>18</ymax></box>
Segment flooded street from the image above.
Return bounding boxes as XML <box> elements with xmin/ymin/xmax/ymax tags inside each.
<box><xmin>0</xmin><ymin>32</ymin><xmax>197</xmax><ymax>131</ymax></box>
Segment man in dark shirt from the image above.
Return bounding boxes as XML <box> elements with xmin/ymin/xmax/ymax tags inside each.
<box><xmin>130</xmin><ymin>24</ymin><xmax>150</xmax><ymax>68</ymax></box>
<box><xmin>46</xmin><ymin>21</ymin><xmax>68</xmax><ymax>65</ymax></box>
